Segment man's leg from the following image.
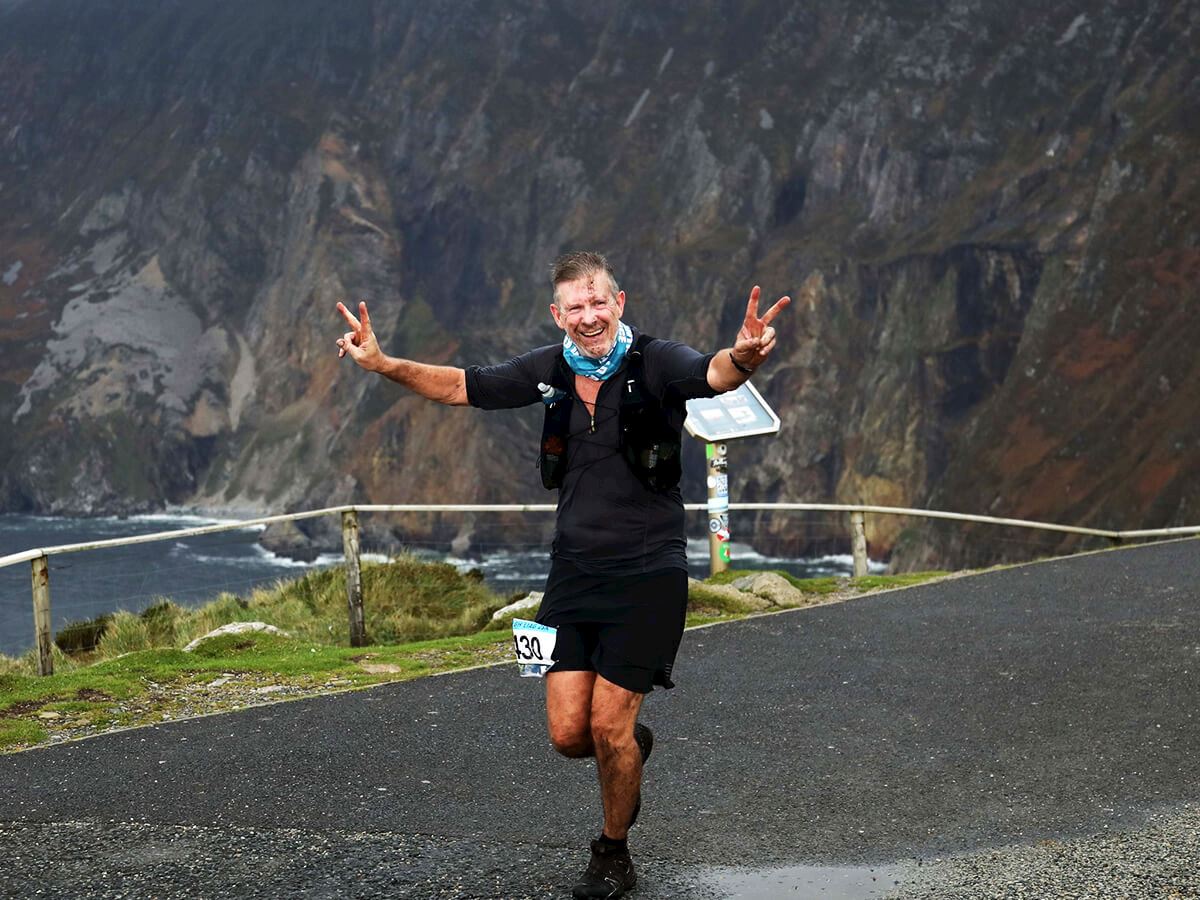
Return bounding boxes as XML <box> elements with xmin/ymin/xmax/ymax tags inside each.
<box><xmin>547</xmin><ymin>671</ymin><xmax>647</xmax><ymax>835</ymax></box>
<box><xmin>545</xmin><ymin>670</ymin><xmax>597</xmax><ymax>758</ymax></box>
<box><xmin>589</xmin><ymin>675</ymin><xmax>645</xmax><ymax>840</ymax></box>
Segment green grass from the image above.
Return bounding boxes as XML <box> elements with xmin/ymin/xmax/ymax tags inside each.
<box><xmin>0</xmin><ymin>558</ymin><xmax>951</xmax><ymax>752</ymax></box>
<box><xmin>703</xmin><ymin>568</ymin><xmax>948</xmax><ymax>595</ymax></box>
<box><xmin>0</xmin><ymin>629</ymin><xmax>515</xmax><ymax>752</ymax></box>
<box><xmin>851</xmin><ymin>572</ymin><xmax>950</xmax><ymax>590</ymax></box>
<box><xmin>0</xmin><ymin>719</ymin><xmax>47</xmax><ymax>748</ymax></box>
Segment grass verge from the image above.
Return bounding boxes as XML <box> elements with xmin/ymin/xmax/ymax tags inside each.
<box><xmin>0</xmin><ymin>559</ymin><xmax>948</xmax><ymax>753</ymax></box>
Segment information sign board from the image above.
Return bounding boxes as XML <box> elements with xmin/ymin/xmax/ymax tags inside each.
<box><xmin>684</xmin><ymin>381</ymin><xmax>780</xmax><ymax>442</ymax></box>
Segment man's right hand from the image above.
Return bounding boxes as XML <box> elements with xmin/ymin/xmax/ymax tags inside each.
<box><xmin>336</xmin><ymin>300</ymin><xmax>384</xmax><ymax>372</ymax></box>
<box><xmin>335</xmin><ymin>300</ymin><xmax>469</xmax><ymax>404</ymax></box>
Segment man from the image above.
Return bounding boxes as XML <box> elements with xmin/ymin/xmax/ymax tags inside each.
<box><xmin>336</xmin><ymin>251</ymin><xmax>788</xmax><ymax>898</ymax></box>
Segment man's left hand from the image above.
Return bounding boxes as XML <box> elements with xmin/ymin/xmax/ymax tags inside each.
<box><xmin>731</xmin><ymin>285</ymin><xmax>790</xmax><ymax>372</ymax></box>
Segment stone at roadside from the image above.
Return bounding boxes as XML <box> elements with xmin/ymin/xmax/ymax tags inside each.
<box><xmin>359</xmin><ymin>663</ymin><xmax>403</xmax><ymax>674</ymax></box>
<box><xmin>688</xmin><ymin>578</ymin><xmax>773</xmax><ymax>611</ymax></box>
<box><xmin>490</xmin><ymin>592</ymin><xmax>543</xmax><ymax>621</ymax></box>
<box><xmin>184</xmin><ymin>622</ymin><xmax>291</xmax><ymax>652</ymax></box>
<box><xmin>731</xmin><ymin>572</ymin><xmax>807</xmax><ymax>607</ymax></box>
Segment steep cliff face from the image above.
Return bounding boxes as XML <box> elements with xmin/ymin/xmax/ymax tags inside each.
<box><xmin>1</xmin><ymin>1</ymin><xmax>1196</xmax><ymax>566</ymax></box>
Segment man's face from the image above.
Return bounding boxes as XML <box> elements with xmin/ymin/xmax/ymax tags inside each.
<box><xmin>550</xmin><ymin>272</ymin><xmax>626</xmax><ymax>359</ymax></box>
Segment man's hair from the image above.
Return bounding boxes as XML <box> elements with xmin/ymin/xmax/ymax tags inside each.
<box><xmin>550</xmin><ymin>250</ymin><xmax>620</xmax><ymax>304</ymax></box>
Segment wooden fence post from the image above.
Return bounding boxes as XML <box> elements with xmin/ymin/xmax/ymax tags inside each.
<box><xmin>850</xmin><ymin>511</ymin><xmax>869</xmax><ymax>578</ymax></box>
<box><xmin>341</xmin><ymin>509</ymin><xmax>366</xmax><ymax>647</ymax></box>
<box><xmin>31</xmin><ymin>555</ymin><xmax>53</xmax><ymax>676</ymax></box>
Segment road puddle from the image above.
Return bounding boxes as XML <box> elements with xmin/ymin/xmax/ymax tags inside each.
<box><xmin>702</xmin><ymin>862</ymin><xmax>907</xmax><ymax>898</ymax></box>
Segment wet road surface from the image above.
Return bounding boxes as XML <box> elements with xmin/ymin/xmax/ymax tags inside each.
<box><xmin>2</xmin><ymin>540</ymin><xmax>1198</xmax><ymax>898</ymax></box>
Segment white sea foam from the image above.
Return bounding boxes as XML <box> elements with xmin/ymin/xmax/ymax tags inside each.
<box><xmin>121</xmin><ymin>512</ymin><xmax>263</xmax><ymax>529</ymax></box>
<box><xmin>245</xmin><ymin>545</ymin><xmax>348</xmax><ymax>568</ymax></box>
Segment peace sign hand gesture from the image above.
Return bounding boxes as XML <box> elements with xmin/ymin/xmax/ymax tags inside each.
<box><xmin>730</xmin><ymin>286</ymin><xmax>790</xmax><ymax>373</ymax></box>
<box><xmin>336</xmin><ymin>300</ymin><xmax>384</xmax><ymax>372</ymax></box>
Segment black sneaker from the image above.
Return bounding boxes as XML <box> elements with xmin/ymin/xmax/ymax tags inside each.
<box><xmin>571</xmin><ymin>839</ymin><xmax>637</xmax><ymax>899</ymax></box>
<box><xmin>628</xmin><ymin>722</ymin><xmax>654</xmax><ymax>829</ymax></box>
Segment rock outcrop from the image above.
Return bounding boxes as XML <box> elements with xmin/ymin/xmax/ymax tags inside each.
<box><xmin>183</xmin><ymin>622</ymin><xmax>290</xmax><ymax>653</ymax></box>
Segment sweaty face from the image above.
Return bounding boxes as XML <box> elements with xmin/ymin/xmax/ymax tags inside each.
<box><xmin>551</xmin><ymin>273</ymin><xmax>625</xmax><ymax>359</ymax></box>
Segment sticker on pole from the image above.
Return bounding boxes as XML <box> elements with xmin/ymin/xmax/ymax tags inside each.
<box><xmin>512</xmin><ymin>618</ymin><xmax>557</xmax><ymax>678</ymax></box>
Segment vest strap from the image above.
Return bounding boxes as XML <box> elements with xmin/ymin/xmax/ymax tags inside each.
<box><xmin>538</xmin><ymin>333</ymin><xmax>682</xmax><ymax>493</ymax></box>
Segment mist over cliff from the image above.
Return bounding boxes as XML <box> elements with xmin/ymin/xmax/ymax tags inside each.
<box><xmin>1</xmin><ymin>0</ymin><xmax>1196</xmax><ymax>567</ymax></box>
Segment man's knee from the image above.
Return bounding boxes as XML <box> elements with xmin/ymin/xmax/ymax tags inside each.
<box><xmin>545</xmin><ymin>670</ymin><xmax>597</xmax><ymax>758</ymax></box>
<box><xmin>590</xmin><ymin>714</ymin><xmax>634</xmax><ymax>760</ymax></box>
<box><xmin>549</xmin><ymin>719</ymin><xmax>593</xmax><ymax>758</ymax></box>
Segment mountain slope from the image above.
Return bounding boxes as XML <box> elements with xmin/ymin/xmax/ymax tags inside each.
<box><xmin>1</xmin><ymin>0</ymin><xmax>1196</xmax><ymax>566</ymax></box>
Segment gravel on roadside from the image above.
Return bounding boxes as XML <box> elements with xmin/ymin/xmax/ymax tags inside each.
<box><xmin>887</xmin><ymin>802</ymin><xmax>1200</xmax><ymax>899</ymax></box>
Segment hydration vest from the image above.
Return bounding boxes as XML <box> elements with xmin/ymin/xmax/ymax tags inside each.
<box><xmin>539</xmin><ymin>333</ymin><xmax>683</xmax><ymax>493</ymax></box>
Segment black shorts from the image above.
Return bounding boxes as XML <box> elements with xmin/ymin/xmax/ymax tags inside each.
<box><xmin>536</xmin><ymin>559</ymin><xmax>689</xmax><ymax>694</ymax></box>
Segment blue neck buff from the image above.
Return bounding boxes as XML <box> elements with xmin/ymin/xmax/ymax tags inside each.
<box><xmin>562</xmin><ymin>321</ymin><xmax>633</xmax><ymax>381</ymax></box>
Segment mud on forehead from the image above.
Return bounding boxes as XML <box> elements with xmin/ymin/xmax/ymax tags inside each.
<box><xmin>583</xmin><ymin>270</ymin><xmax>618</xmax><ymax>298</ymax></box>
<box><xmin>556</xmin><ymin>269</ymin><xmax>616</xmax><ymax>304</ymax></box>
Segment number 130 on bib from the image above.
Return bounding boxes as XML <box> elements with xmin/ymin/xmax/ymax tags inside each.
<box><xmin>511</xmin><ymin>618</ymin><xmax>558</xmax><ymax>678</ymax></box>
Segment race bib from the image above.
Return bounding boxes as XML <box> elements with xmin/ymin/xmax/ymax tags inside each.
<box><xmin>512</xmin><ymin>618</ymin><xmax>557</xmax><ymax>678</ymax></box>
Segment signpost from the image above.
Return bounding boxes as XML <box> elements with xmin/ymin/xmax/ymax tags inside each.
<box><xmin>685</xmin><ymin>381</ymin><xmax>781</xmax><ymax>575</ymax></box>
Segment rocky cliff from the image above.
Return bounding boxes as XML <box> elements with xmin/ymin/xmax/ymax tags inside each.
<box><xmin>1</xmin><ymin>0</ymin><xmax>1197</xmax><ymax>568</ymax></box>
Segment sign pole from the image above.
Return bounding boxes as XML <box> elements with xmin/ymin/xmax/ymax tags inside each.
<box><xmin>706</xmin><ymin>442</ymin><xmax>730</xmax><ymax>576</ymax></box>
<box><xmin>686</xmin><ymin>381</ymin><xmax>780</xmax><ymax>580</ymax></box>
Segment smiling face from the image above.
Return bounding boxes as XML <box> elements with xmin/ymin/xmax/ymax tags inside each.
<box><xmin>550</xmin><ymin>270</ymin><xmax>626</xmax><ymax>359</ymax></box>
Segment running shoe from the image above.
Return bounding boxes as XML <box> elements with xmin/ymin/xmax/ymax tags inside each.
<box><xmin>634</xmin><ymin>722</ymin><xmax>654</xmax><ymax>764</ymax></box>
<box><xmin>572</xmin><ymin>839</ymin><xmax>637</xmax><ymax>899</ymax></box>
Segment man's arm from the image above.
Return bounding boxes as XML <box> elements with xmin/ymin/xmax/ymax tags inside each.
<box><xmin>706</xmin><ymin>285</ymin><xmax>791</xmax><ymax>393</ymax></box>
<box><xmin>336</xmin><ymin>300</ymin><xmax>469</xmax><ymax>406</ymax></box>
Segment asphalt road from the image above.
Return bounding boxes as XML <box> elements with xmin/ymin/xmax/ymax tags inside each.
<box><xmin>2</xmin><ymin>540</ymin><xmax>1198</xmax><ymax>898</ymax></box>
